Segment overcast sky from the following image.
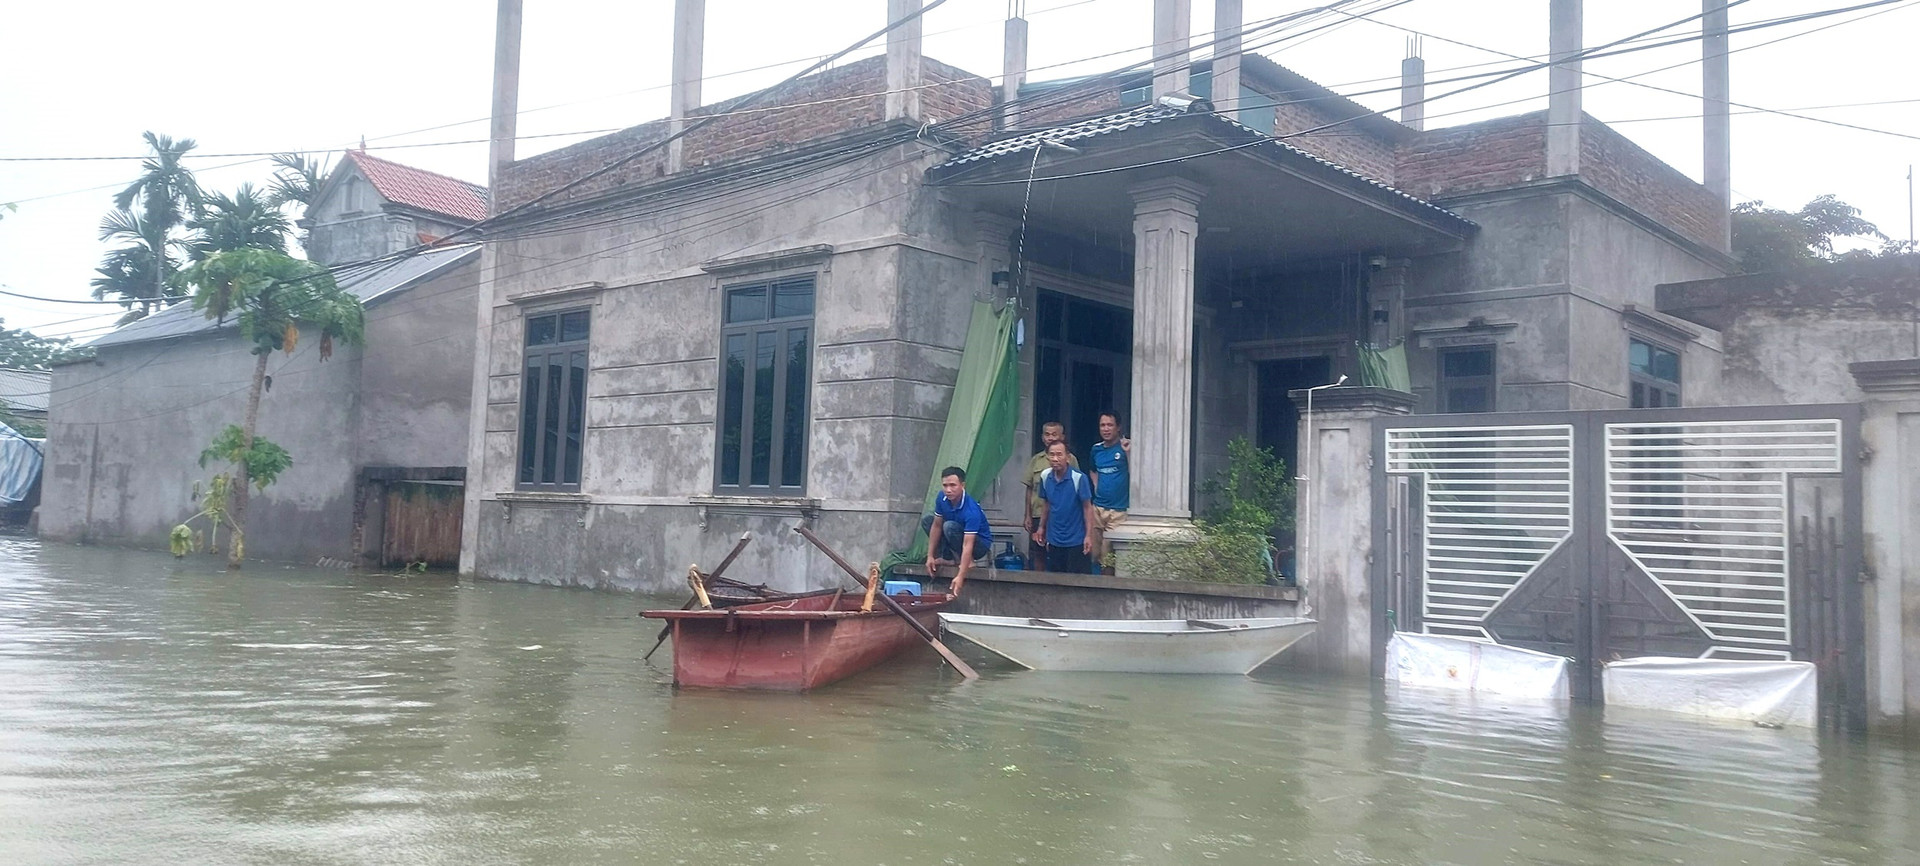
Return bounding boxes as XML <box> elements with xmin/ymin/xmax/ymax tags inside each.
<box><xmin>2</xmin><ymin>0</ymin><xmax>1916</xmax><ymax>342</ymax></box>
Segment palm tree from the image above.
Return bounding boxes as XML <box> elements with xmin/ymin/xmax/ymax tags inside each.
<box><xmin>182</xmin><ymin>248</ymin><xmax>364</xmax><ymax>569</ymax></box>
<box><xmin>99</xmin><ymin>132</ymin><xmax>202</xmax><ymax>313</ymax></box>
<box><xmin>94</xmin><ymin>210</ymin><xmax>189</xmax><ymax>322</ymax></box>
<box><xmin>266</xmin><ymin>152</ymin><xmax>331</xmax><ymax>255</ymax></box>
<box><xmin>190</xmin><ymin>184</ymin><xmax>290</xmax><ymax>259</ymax></box>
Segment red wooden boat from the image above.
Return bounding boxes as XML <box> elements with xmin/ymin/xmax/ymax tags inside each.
<box><xmin>642</xmin><ymin>591</ymin><xmax>955</xmax><ymax>691</ymax></box>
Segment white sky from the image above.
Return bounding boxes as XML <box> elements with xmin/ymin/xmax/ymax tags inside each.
<box><xmin>2</xmin><ymin>0</ymin><xmax>1916</xmax><ymax>343</ymax></box>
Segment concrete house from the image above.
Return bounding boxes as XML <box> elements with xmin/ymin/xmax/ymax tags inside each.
<box><xmin>460</xmin><ymin>0</ymin><xmax>1734</xmax><ymax>590</ymax></box>
<box><xmin>41</xmin><ymin>153</ymin><xmax>485</xmax><ymax>566</ymax></box>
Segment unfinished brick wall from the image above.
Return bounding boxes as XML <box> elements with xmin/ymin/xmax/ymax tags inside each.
<box><xmin>496</xmin><ymin>55</ymin><xmax>993</xmax><ymax>212</ymax></box>
<box><xmin>1265</xmin><ymin>86</ymin><xmax>1398</xmax><ymax>184</ymax></box>
<box><xmin>1393</xmin><ymin>111</ymin><xmax>1549</xmax><ymax>201</ymax></box>
<box><xmin>1012</xmin><ymin>87</ymin><xmax>1124</xmax><ymax>129</ymax></box>
<box><xmin>1578</xmin><ymin>116</ymin><xmax>1727</xmax><ymax>252</ymax></box>
<box><xmin>1393</xmin><ymin>110</ymin><xmax>1726</xmax><ymax>251</ymax></box>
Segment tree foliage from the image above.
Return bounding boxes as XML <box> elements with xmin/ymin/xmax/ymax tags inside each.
<box><xmin>190</xmin><ymin>183</ymin><xmax>290</xmax><ymax>259</ymax></box>
<box><xmin>0</xmin><ymin>318</ymin><xmax>86</xmax><ymax>370</ymax></box>
<box><xmin>1732</xmin><ymin>194</ymin><xmax>1914</xmax><ymax>274</ymax></box>
<box><xmin>199</xmin><ymin>424</ymin><xmax>292</xmax><ymax>491</ymax></box>
<box><xmin>95</xmin><ymin>132</ymin><xmax>202</xmax><ymax>320</ymax></box>
<box><xmin>182</xmin><ymin>248</ymin><xmax>363</xmax><ymax>357</ymax></box>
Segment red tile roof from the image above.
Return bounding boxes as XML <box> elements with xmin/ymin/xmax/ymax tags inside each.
<box><xmin>344</xmin><ymin>150</ymin><xmax>488</xmax><ymax>223</ymax></box>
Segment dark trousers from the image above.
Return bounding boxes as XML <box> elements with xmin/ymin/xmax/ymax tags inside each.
<box><xmin>1045</xmin><ymin>543</ymin><xmax>1091</xmax><ymax>575</ymax></box>
<box><xmin>921</xmin><ymin>514</ymin><xmax>968</xmax><ymax>562</ymax></box>
<box><xmin>1027</xmin><ymin>517</ymin><xmax>1047</xmax><ymax>570</ymax></box>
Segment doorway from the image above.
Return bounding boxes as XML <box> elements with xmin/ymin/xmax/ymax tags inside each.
<box><xmin>1033</xmin><ymin>289</ymin><xmax>1132</xmax><ymax>464</ymax></box>
<box><xmin>1254</xmin><ymin>356</ymin><xmax>1333</xmax><ymax>475</ymax></box>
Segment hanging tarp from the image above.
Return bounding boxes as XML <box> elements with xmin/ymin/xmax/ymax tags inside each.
<box><xmin>1385</xmin><ymin>632</ymin><xmax>1571</xmax><ymax>700</ymax></box>
<box><xmin>1358</xmin><ymin>341</ymin><xmax>1410</xmax><ymax>392</ymax></box>
<box><xmin>882</xmin><ymin>300</ymin><xmax>1019</xmax><ymax>571</ymax></box>
<box><xmin>0</xmin><ymin>422</ymin><xmax>43</xmax><ymax>506</ymax></box>
<box><xmin>1603</xmin><ymin>657</ymin><xmax>1818</xmax><ymax>727</ymax></box>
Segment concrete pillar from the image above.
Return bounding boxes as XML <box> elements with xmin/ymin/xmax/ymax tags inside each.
<box><xmin>1367</xmin><ymin>258</ymin><xmax>1410</xmax><ymax>348</ymax></box>
<box><xmin>486</xmin><ymin>0</ymin><xmax>523</xmax><ymax>209</ymax></box>
<box><xmin>1400</xmin><ymin>49</ymin><xmax>1426</xmax><ymax>132</ymax></box>
<box><xmin>886</xmin><ymin>0</ymin><xmax>923</xmax><ymax>122</ymax></box>
<box><xmin>1288</xmin><ymin>386</ymin><xmax>1415</xmax><ymax>676</ymax></box>
<box><xmin>1151</xmin><ymin>0</ymin><xmax>1191</xmax><ymax>99</ymax></box>
<box><xmin>668</xmin><ymin>0</ymin><xmax>705</xmax><ymax>174</ymax></box>
<box><xmin>1002</xmin><ymin>10</ymin><xmax>1028</xmax><ymax>129</ymax></box>
<box><xmin>1703</xmin><ymin>0</ymin><xmax>1733</xmax><ymax>250</ymax></box>
<box><xmin>1546</xmin><ymin>0</ymin><xmax>1582</xmax><ymax>178</ymax></box>
<box><xmin>1213</xmin><ymin>0</ymin><xmax>1242</xmax><ymax>121</ymax></box>
<box><xmin>1117</xmin><ymin>178</ymin><xmax>1205</xmax><ymax>539</ymax></box>
<box><xmin>1852</xmin><ymin>359</ymin><xmax>1920</xmax><ymax>732</ymax></box>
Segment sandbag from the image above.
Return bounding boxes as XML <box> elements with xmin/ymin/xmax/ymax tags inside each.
<box><xmin>1603</xmin><ymin>656</ymin><xmax>1817</xmax><ymax>727</ymax></box>
<box><xmin>1385</xmin><ymin>632</ymin><xmax>1571</xmax><ymax>700</ymax></box>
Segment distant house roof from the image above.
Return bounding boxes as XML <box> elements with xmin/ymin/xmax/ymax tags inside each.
<box><xmin>343</xmin><ymin>150</ymin><xmax>489</xmax><ymax>223</ymax></box>
<box><xmin>0</xmin><ymin>367</ymin><xmax>51</xmax><ymax>416</ymax></box>
<box><xmin>86</xmin><ymin>245</ymin><xmax>480</xmax><ymax>350</ymax></box>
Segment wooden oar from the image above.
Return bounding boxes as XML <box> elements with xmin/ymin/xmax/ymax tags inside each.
<box><xmin>643</xmin><ymin>531</ymin><xmax>754</xmax><ymax>661</ymax></box>
<box><xmin>793</xmin><ymin>526</ymin><xmax>980</xmax><ymax>680</ymax></box>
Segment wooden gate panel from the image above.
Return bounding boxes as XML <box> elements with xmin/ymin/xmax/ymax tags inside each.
<box><xmin>382</xmin><ymin>483</ymin><xmax>463</xmax><ymax>568</ymax></box>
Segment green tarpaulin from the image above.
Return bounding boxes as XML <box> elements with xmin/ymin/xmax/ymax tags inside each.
<box><xmin>881</xmin><ymin>299</ymin><xmax>1020</xmax><ymax>573</ymax></box>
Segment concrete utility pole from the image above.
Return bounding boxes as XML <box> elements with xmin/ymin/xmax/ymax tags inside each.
<box><xmin>1400</xmin><ymin>37</ymin><xmax>1425</xmax><ymax>132</ymax></box>
<box><xmin>669</xmin><ymin>0</ymin><xmax>706</xmax><ymax>173</ymax></box>
<box><xmin>886</xmin><ymin>0</ymin><xmax>924</xmax><ymax>122</ymax></box>
<box><xmin>1151</xmin><ymin>0</ymin><xmax>1191</xmax><ymax>99</ymax></box>
<box><xmin>487</xmin><ymin>0</ymin><xmax>524</xmax><ymax>211</ymax></box>
<box><xmin>1213</xmin><ymin>0</ymin><xmax>1243</xmax><ymax>121</ymax></box>
<box><xmin>1546</xmin><ymin>0</ymin><xmax>1582</xmax><ymax>178</ymax></box>
<box><xmin>1704</xmin><ymin>0</ymin><xmax>1732</xmax><ymax>250</ymax></box>
<box><xmin>1002</xmin><ymin>2</ymin><xmax>1028</xmax><ymax>129</ymax></box>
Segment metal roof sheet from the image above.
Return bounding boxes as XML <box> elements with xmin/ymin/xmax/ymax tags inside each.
<box><xmin>929</xmin><ymin>104</ymin><xmax>1472</xmax><ymax>230</ymax></box>
<box><xmin>0</xmin><ymin>367</ymin><xmax>51</xmax><ymax>414</ymax></box>
<box><xmin>86</xmin><ymin>245</ymin><xmax>480</xmax><ymax>350</ymax></box>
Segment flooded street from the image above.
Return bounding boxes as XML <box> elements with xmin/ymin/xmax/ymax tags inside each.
<box><xmin>4</xmin><ymin>539</ymin><xmax>1920</xmax><ymax>865</ymax></box>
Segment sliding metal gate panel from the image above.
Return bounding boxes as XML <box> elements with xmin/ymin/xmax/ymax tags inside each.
<box><xmin>1375</xmin><ymin>405</ymin><xmax>1864</xmax><ymax>727</ymax></box>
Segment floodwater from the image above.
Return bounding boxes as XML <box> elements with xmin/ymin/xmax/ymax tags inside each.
<box><xmin>4</xmin><ymin>540</ymin><xmax>1920</xmax><ymax>865</ymax></box>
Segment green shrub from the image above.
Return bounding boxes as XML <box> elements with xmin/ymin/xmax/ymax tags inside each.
<box><xmin>1116</xmin><ymin>438</ymin><xmax>1294</xmax><ymax>584</ymax></box>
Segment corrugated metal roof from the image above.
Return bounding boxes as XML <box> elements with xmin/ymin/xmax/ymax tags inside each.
<box><xmin>0</xmin><ymin>367</ymin><xmax>51</xmax><ymax>414</ymax></box>
<box><xmin>929</xmin><ymin>104</ymin><xmax>1472</xmax><ymax>230</ymax></box>
<box><xmin>345</xmin><ymin>151</ymin><xmax>489</xmax><ymax>223</ymax></box>
<box><xmin>86</xmin><ymin>245</ymin><xmax>480</xmax><ymax>350</ymax></box>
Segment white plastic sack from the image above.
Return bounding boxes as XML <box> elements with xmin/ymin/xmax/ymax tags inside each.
<box><xmin>1603</xmin><ymin>657</ymin><xmax>1817</xmax><ymax>728</ymax></box>
<box><xmin>1385</xmin><ymin>632</ymin><xmax>1571</xmax><ymax>700</ymax></box>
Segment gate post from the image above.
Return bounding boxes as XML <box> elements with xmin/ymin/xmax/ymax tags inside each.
<box><xmin>1288</xmin><ymin>386</ymin><xmax>1415</xmax><ymax>677</ymax></box>
<box><xmin>1852</xmin><ymin>359</ymin><xmax>1920</xmax><ymax>731</ymax></box>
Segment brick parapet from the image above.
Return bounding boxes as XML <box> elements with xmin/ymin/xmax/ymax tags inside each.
<box><xmin>495</xmin><ymin>55</ymin><xmax>993</xmax><ymax>213</ymax></box>
<box><xmin>1577</xmin><ymin>116</ymin><xmax>1728</xmax><ymax>252</ymax></box>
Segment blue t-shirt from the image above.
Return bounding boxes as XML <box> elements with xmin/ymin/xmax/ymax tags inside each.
<box><xmin>1039</xmin><ymin>467</ymin><xmax>1093</xmax><ymax>547</ymax></box>
<box><xmin>933</xmin><ymin>491</ymin><xmax>993</xmax><ymax>551</ymax></box>
<box><xmin>1090</xmin><ymin>440</ymin><xmax>1130</xmax><ymax>511</ymax></box>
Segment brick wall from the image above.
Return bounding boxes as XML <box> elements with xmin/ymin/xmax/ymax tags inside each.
<box><xmin>1578</xmin><ymin>116</ymin><xmax>1727</xmax><ymax>252</ymax></box>
<box><xmin>496</xmin><ymin>55</ymin><xmax>993</xmax><ymax>212</ymax></box>
<box><xmin>1265</xmin><ymin>85</ymin><xmax>1398</xmax><ymax>184</ymax></box>
<box><xmin>1393</xmin><ymin>111</ymin><xmax>1726</xmax><ymax>251</ymax></box>
<box><xmin>1394</xmin><ymin>111</ymin><xmax>1548</xmax><ymax>201</ymax></box>
<box><xmin>1013</xmin><ymin>86</ymin><xmax>1124</xmax><ymax>129</ymax></box>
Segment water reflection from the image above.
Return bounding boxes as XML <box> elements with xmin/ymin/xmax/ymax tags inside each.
<box><xmin>3</xmin><ymin>539</ymin><xmax>1920</xmax><ymax>864</ymax></box>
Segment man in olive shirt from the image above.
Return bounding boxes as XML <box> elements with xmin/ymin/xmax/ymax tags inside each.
<box><xmin>1021</xmin><ymin>421</ymin><xmax>1078</xmax><ymax>570</ymax></box>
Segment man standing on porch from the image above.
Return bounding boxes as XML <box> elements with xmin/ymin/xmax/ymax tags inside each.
<box><xmin>923</xmin><ymin>466</ymin><xmax>992</xmax><ymax>597</ymax></box>
<box><xmin>1034</xmin><ymin>440</ymin><xmax>1097</xmax><ymax>575</ymax></box>
<box><xmin>1089</xmin><ymin>411</ymin><xmax>1130</xmax><ymax>572</ymax></box>
<box><xmin>1022</xmin><ymin>420</ymin><xmax>1079</xmax><ymax>570</ymax></box>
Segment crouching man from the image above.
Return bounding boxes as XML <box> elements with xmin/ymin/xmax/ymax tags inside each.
<box><xmin>922</xmin><ymin>466</ymin><xmax>993</xmax><ymax>597</ymax></box>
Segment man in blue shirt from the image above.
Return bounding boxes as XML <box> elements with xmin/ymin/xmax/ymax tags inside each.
<box><xmin>1089</xmin><ymin>411</ymin><xmax>1130</xmax><ymax>573</ymax></box>
<box><xmin>922</xmin><ymin>466</ymin><xmax>993</xmax><ymax>597</ymax></box>
<box><xmin>1032</xmin><ymin>441</ymin><xmax>1096</xmax><ymax>575</ymax></box>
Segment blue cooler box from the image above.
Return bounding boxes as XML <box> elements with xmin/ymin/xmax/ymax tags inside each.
<box><xmin>882</xmin><ymin>580</ymin><xmax>922</xmax><ymax>597</ymax></box>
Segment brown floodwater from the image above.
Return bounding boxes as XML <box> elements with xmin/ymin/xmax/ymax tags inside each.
<box><xmin>3</xmin><ymin>538</ymin><xmax>1919</xmax><ymax>865</ymax></box>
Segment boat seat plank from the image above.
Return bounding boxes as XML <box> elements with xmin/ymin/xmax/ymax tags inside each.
<box><xmin>1029</xmin><ymin>618</ymin><xmax>1066</xmax><ymax>628</ymax></box>
<box><xmin>1186</xmin><ymin>619</ymin><xmax>1238</xmax><ymax>631</ymax></box>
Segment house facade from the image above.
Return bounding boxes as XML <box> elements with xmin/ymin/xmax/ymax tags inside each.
<box><xmin>40</xmin><ymin>154</ymin><xmax>483</xmax><ymax>566</ymax></box>
<box><xmin>460</xmin><ymin>3</ymin><xmax>1733</xmax><ymax>591</ymax></box>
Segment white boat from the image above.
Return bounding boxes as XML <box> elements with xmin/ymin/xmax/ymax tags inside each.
<box><xmin>937</xmin><ymin>613</ymin><xmax>1317</xmax><ymax>675</ymax></box>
